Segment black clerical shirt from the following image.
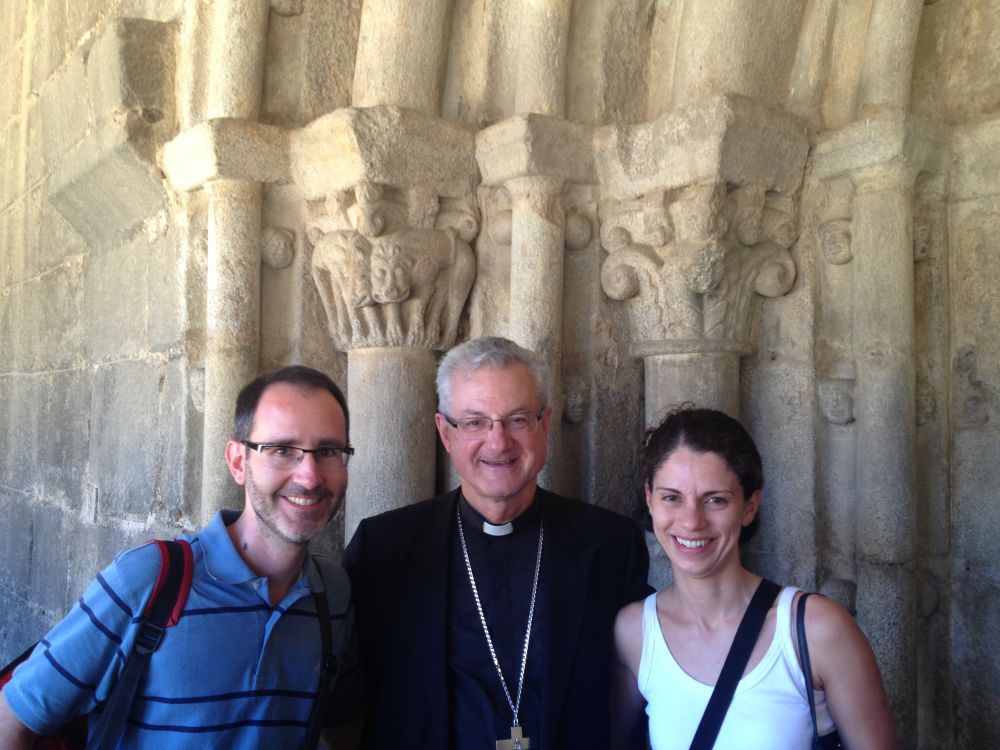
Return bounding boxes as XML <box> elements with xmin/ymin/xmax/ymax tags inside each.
<box><xmin>448</xmin><ymin>496</ymin><xmax>547</xmax><ymax>748</ymax></box>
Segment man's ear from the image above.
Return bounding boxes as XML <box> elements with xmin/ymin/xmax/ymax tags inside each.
<box><xmin>225</xmin><ymin>440</ymin><xmax>248</xmax><ymax>486</ymax></box>
<box><xmin>434</xmin><ymin>412</ymin><xmax>453</xmax><ymax>455</ymax></box>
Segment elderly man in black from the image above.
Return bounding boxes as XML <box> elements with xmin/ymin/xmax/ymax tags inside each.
<box><xmin>344</xmin><ymin>336</ymin><xmax>651</xmax><ymax>749</ymax></box>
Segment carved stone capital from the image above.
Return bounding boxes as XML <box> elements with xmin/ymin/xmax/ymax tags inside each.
<box><xmin>310</xmin><ymin>183</ymin><xmax>477</xmax><ymax>350</ymax></box>
<box><xmin>600</xmin><ymin>183</ymin><xmax>796</xmax><ymax>356</ymax></box>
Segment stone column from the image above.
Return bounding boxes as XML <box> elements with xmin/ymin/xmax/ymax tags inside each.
<box><xmin>203</xmin><ymin>181</ymin><xmax>263</xmax><ymax>513</ymax></box>
<box><xmin>811</xmin><ymin>112</ymin><xmax>942</xmax><ymax>745</ymax></box>
<box><xmin>850</xmin><ymin>165</ymin><xmax>918</xmax><ymax>739</ymax></box>
<box><xmin>643</xmin><ymin>352</ymin><xmax>740</xmax><ymax>426</ymax></box>
<box><xmin>507</xmin><ymin>176</ymin><xmax>566</xmax><ymax>488</ymax></box>
<box><xmin>856</xmin><ymin>0</ymin><xmax>924</xmax><ymax>113</ymax></box>
<box><xmin>514</xmin><ymin>0</ymin><xmax>571</xmax><ymax>116</ymax></box>
<box><xmin>352</xmin><ymin>0</ymin><xmax>453</xmax><ymax>114</ymax></box>
<box><xmin>346</xmin><ymin>347</ymin><xmax>438</xmax><ymax>534</ymax></box>
<box><xmin>196</xmin><ymin>0</ymin><xmax>272</xmax><ymax>520</ymax></box>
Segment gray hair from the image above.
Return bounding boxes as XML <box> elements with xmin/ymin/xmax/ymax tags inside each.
<box><xmin>436</xmin><ymin>336</ymin><xmax>549</xmax><ymax>414</ymax></box>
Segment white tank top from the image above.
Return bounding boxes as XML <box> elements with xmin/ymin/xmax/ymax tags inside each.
<box><xmin>638</xmin><ymin>586</ymin><xmax>837</xmax><ymax>750</ymax></box>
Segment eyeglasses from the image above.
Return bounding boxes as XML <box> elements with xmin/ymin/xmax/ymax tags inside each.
<box><xmin>439</xmin><ymin>410</ymin><xmax>545</xmax><ymax>438</ymax></box>
<box><xmin>241</xmin><ymin>440</ymin><xmax>354</xmax><ymax>469</ymax></box>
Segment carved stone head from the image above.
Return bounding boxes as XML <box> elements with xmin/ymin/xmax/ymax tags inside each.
<box><xmin>819</xmin><ymin>218</ymin><xmax>852</xmax><ymax>265</ymax></box>
<box><xmin>562</xmin><ymin>375</ymin><xmax>590</xmax><ymax>425</ymax></box>
<box><xmin>818</xmin><ymin>377</ymin><xmax>855</xmax><ymax>425</ymax></box>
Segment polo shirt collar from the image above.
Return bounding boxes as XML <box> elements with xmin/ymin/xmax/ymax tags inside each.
<box><xmin>202</xmin><ymin>509</ymin><xmax>258</xmax><ymax>585</ymax></box>
<box><xmin>202</xmin><ymin>510</ymin><xmax>320</xmax><ymax>595</ymax></box>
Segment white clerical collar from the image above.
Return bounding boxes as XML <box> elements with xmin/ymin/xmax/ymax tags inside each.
<box><xmin>458</xmin><ymin>494</ymin><xmax>540</xmax><ymax>538</ymax></box>
<box><xmin>481</xmin><ymin>519</ymin><xmax>513</xmax><ymax>537</ymax></box>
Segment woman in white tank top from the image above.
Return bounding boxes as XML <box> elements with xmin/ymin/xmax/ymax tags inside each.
<box><xmin>611</xmin><ymin>407</ymin><xmax>896</xmax><ymax>749</ymax></box>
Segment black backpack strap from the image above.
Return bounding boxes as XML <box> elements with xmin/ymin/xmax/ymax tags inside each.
<box><xmin>302</xmin><ymin>557</ymin><xmax>338</xmax><ymax>750</ymax></box>
<box><xmin>688</xmin><ymin>579</ymin><xmax>782</xmax><ymax>750</ymax></box>
<box><xmin>89</xmin><ymin>539</ymin><xmax>193</xmax><ymax>750</ymax></box>
<box><xmin>797</xmin><ymin>592</ymin><xmax>822</xmax><ymax>746</ymax></box>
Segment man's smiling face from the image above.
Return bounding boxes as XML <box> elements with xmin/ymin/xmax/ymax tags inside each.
<box><xmin>435</xmin><ymin>363</ymin><xmax>551</xmax><ymax>524</ymax></box>
<box><xmin>228</xmin><ymin>383</ymin><xmax>348</xmax><ymax>547</ymax></box>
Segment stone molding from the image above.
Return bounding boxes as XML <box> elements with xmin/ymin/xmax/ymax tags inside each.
<box><xmin>48</xmin><ymin>19</ymin><xmax>175</xmax><ymax>247</ymax></box>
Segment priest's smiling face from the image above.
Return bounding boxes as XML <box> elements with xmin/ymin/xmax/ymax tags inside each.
<box><xmin>435</xmin><ymin>362</ymin><xmax>552</xmax><ymax>525</ymax></box>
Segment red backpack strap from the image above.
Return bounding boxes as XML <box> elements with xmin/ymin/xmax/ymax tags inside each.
<box><xmin>89</xmin><ymin>539</ymin><xmax>194</xmax><ymax>750</ymax></box>
<box><xmin>144</xmin><ymin>540</ymin><xmax>193</xmax><ymax>627</ymax></box>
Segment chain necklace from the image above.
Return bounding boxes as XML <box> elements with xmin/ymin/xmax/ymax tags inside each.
<box><xmin>456</xmin><ymin>505</ymin><xmax>544</xmax><ymax>749</ymax></box>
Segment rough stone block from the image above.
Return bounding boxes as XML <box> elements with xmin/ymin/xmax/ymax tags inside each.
<box><xmin>37</xmin><ymin>182</ymin><xmax>87</xmax><ymax>273</ymax></box>
<box><xmin>596</xmin><ymin>94</ymin><xmax>808</xmax><ymax>199</ymax></box>
<box><xmin>49</xmin><ymin>117</ymin><xmax>169</xmax><ymax>248</ymax></box>
<box><xmin>0</xmin><ymin>42</ymin><xmax>24</xmax><ymax>124</ymax></box>
<box><xmin>291</xmin><ymin>105</ymin><xmax>478</xmax><ymax>199</ymax></box>
<box><xmin>29</xmin><ymin>0</ymin><xmax>69</xmax><ymax>97</ymax></box>
<box><xmin>19</xmin><ymin>260</ymin><xmax>85</xmax><ymax>372</ymax></box>
<box><xmin>4</xmin><ymin>372</ymin><xmax>39</xmax><ymax>498</ymax></box>
<box><xmin>163</xmin><ymin>118</ymin><xmax>291</xmax><ymax>192</ymax></box>
<box><xmin>83</xmin><ymin>236</ymin><xmax>148</xmax><ymax>361</ymax></box>
<box><xmin>0</xmin><ymin>492</ymin><xmax>34</xmax><ymax>599</ymax></box>
<box><xmin>87</xmin><ymin>360</ymin><xmax>168</xmax><ymax>521</ymax></box>
<box><xmin>476</xmin><ymin>113</ymin><xmax>595</xmax><ymax>187</ymax></box>
<box><xmin>40</xmin><ymin>54</ymin><xmax>91</xmax><ymax>169</ymax></box>
<box><xmin>26</xmin><ymin>100</ymin><xmax>45</xmax><ymax>189</ymax></box>
<box><xmin>146</xmin><ymin>231</ymin><xmax>185</xmax><ymax>350</ymax></box>
<box><xmin>1</xmin><ymin>0</ymin><xmax>28</xmax><ymax>58</ymax></box>
<box><xmin>952</xmin><ymin>575</ymin><xmax>1000</xmax><ymax>750</ymax></box>
<box><xmin>0</xmin><ymin>121</ymin><xmax>10</xmax><ymax>211</ymax></box>
<box><xmin>952</xmin><ymin>116</ymin><xmax>1000</xmax><ymax>201</ymax></box>
<box><xmin>0</xmin><ymin>207</ymin><xmax>10</xmax><ymax>292</ymax></box>
<box><xmin>151</xmin><ymin>358</ymin><xmax>196</xmax><ymax>522</ymax></box>
<box><xmin>35</xmin><ymin>369</ymin><xmax>92</xmax><ymax>499</ymax></box>
<box><xmin>87</xmin><ymin>18</ymin><xmax>175</xmax><ymax>128</ymax></box>
<box><xmin>65</xmin><ymin>0</ymin><xmax>102</xmax><ymax>48</ymax></box>
<box><xmin>29</xmin><ymin>503</ymin><xmax>75</xmax><ymax>614</ymax></box>
<box><xmin>5</xmin><ymin>198</ymin><xmax>27</xmax><ymax>288</ymax></box>
<box><xmin>953</xmin><ymin>424</ymin><xmax>1000</xmax><ymax>563</ymax></box>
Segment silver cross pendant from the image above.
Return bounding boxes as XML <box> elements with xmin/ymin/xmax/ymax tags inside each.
<box><xmin>496</xmin><ymin>725</ymin><xmax>532</xmax><ymax>750</ymax></box>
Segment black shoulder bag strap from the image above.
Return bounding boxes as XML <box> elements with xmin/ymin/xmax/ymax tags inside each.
<box><xmin>797</xmin><ymin>593</ymin><xmax>822</xmax><ymax>746</ymax></box>
<box><xmin>302</xmin><ymin>557</ymin><xmax>339</xmax><ymax>750</ymax></box>
<box><xmin>797</xmin><ymin>593</ymin><xmax>844</xmax><ymax>750</ymax></box>
<box><xmin>688</xmin><ymin>578</ymin><xmax>782</xmax><ymax>750</ymax></box>
<box><xmin>90</xmin><ymin>539</ymin><xmax>192</xmax><ymax>750</ymax></box>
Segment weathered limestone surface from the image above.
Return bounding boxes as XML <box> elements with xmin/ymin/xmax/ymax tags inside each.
<box><xmin>1</xmin><ymin>1</ymin><xmax>999</xmax><ymax>747</ymax></box>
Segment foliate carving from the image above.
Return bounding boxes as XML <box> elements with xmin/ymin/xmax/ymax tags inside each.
<box><xmin>309</xmin><ymin>184</ymin><xmax>477</xmax><ymax>350</ymax></box>
<box><xmin>599</xmin><ymin>183</ymin><xmax>797</xmax><ymax>355</ymax></box>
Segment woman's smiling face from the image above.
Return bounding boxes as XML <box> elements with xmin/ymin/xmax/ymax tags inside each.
<box><xmin>645</xmin><ymin>446</ymin><xmax>760</xmax><ymax>579</ymax></box>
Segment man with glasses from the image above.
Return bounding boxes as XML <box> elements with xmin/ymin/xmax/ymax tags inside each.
<box><xmin>344</xmin><ymin>336</ymin><xmax>651</xmax><ymax>749</ymax></box>
<box><xmin>0</xmin><ymin>366</ymin><xmax>362</xmax><ymax>749</ymax></box>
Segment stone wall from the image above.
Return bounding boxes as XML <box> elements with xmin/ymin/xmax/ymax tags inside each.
<box><xmin>1</xmin><ymin>1</ymin><xmax>999</xmax><ymax>747</ymax></box>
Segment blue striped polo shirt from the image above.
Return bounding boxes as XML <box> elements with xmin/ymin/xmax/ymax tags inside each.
<box><xmin>4</xmin><ymin>510</ymin><xmax>360</xmax><ymax>748</ymax></box>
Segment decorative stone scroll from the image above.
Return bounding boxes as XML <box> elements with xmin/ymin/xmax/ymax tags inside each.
<box><xmin>309</xmin><ymin>182</ymin><xmax>477</xmax><ymax>351</ymax></box>
<box><xmin>599</xmin><ymin>181</ymin><xmax>797</xmax><ymax>356</ymax></box>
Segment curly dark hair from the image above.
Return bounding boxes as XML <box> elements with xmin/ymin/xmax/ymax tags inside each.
<box><xmin>641</xmin><ymin>404</ymin><xmax>762</xmax><ymax>544</ymax></box>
